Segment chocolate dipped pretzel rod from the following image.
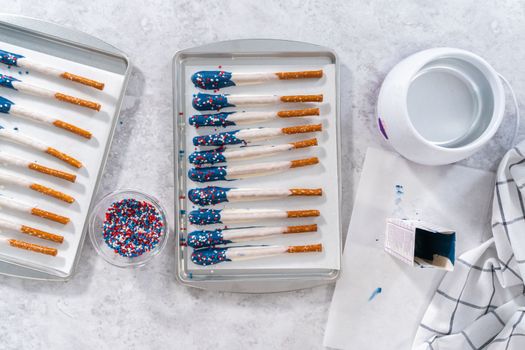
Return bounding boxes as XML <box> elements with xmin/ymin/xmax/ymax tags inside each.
<box><xmin>0</xmin><ymin>151</ymin><xmax>76</xmax><ymax>182</ymax></box>
<box><xmin>0</xmin><ymin>49</ymin><xmax>104</xmax><ymax>90</ymax></box>
<box><xmin>0</xmin><ymin>96</ymin><xmax>92</xmax><ymax>138</ymax></box>
<box><xmin>191</xmin><ymin>69</ymin><xmax>323</xmax><ymax>90</ymax></box>
<box><xmin>192</xmin><ymin>92</ymin><xmax>323</xmax><ymax>111</ymax></box>
<box><xmin>189</xmin><ymin>138</ymin><xmax>318</xmax><ymax>165</ymax></box>
<box><xmin>0</xmin><ymin>125</ymin><xmax>82</xmax><ymax>168</ymax></box>
<box><xmin>187</xmin><ymin>224</ymin><xmax>318</xmax><ymax>248</ymax></box>
<box><xmin>193</xmin><ymin>124</ymin><xmax>322</xmax><ymax>146</ymax></box>
<box><xmin>0</xmin><ymin>216</ymin><xmax>64</xmax><ymax>243</ymax></box>
<box><xmin>0</xmin><ymin>195</ymin><xmax>69</xmax><ymax>224</ymax></box>
<box><xmin>189</xmin><ymin>208</ymin><xmax>320</xmax><ymax>225</ymax></box>
<box><xmin>189</xmin><ymin>108</ymin><xmax>320</xmax><ymax>127</ymax></box>
<box><xmin>0</xmin><ymin>170</ymin><xmax>75</xmax><ymax>203</ymax></box>
<box><xmin>188</xmin><ymin>186</ymin><xmax>322</xmax><ymax>206</ymax></box>
<box><xmin>0</xmin><ymin>74</ymin><xmax>101</xmax><ymax>111</ymax></box>
<box><xmin>188</xmin><ymin>157</ymin><xmax>319</xmax><ymax>183</ymax></box>
<box><xmin>2</xmin><ymin>237</ymin><xmax>58</xmax><ymax>256</ymax></box>
<box><xmin>191</xmin><ymin>243</ymin><xmax>323</xmax><ymax>266</ymax></box>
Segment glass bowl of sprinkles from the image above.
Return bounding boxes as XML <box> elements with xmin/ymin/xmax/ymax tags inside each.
<box><xmin>88</xmin><ymin>189</ymin><xmax>168</xmax><ymax>268</ymax></box>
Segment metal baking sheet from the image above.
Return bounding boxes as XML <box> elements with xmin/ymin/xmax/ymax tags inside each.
<box><xmin>0</xmin><ymin>14</ymin><xmax>131</xmax><ymax>280</ymax></box>
<box><xmin>173</xmin><ymin>39</ymin><xmax>342</xmax><ymax>293</ymax></box>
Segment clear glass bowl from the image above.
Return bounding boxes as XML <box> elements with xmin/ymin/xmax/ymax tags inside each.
<box><xmin>88</xmin><ymin>189</ymin><xmax>169</xmax><ymax>268</ymax></box>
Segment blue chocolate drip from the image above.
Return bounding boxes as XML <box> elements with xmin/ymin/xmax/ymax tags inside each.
<box><xmin>0</xmin><ymin>96</ymin><xmax>14</xmax><ymax>114</ymax></box>
<box><xmin>188</xmin><ymin>166</ymin><xmax>228</xmax><ymax>183</ymax></box>
<box><xmin>189</xmin><ymin>148</ymin><xmax>227</xmax><ymax>165</ymax></box>
<box><xmin>191</xmin><ymin>71</ymin><xmax>235</xmax><ymax>90</ymax></box>
<box><xmin>191</xmin><ymin>247</ymin><xmax>230</xmax><ymax>265</ymax></box>
<box><xmin>188</xmin><ymin>186</ymin><xmax>231</xmax><ymax>206</ymax></box>
<box><xmin>0</xmin><ymin>49</ymin><xmax>23</xmax><ymax>66</ymax></box>
<box><xmin>0</xmin><ymin>74</ymin><xmax>19</xmax><ymax>90</ymax></box>
<box><xmin>187</xmin><ymin>229</ymin><xmax>232</xmax><ymax>248</ymax></box>
<box><xmin>192</xmin><ymin>93</ymin><xmax>234</xmax><ymax>111</ymax></box>
<box><xmin>193</xmin><ymin>130</ymin><xmax>243</xmax><ymax>146</ymax></box>
<box><xmin>189</xmin><ymin>209</ymin><xmax>222</xmax><ymax>225</ymax></box>
<box><xmin>189</xmin><ymin>112</ymin><xmax>236</xmax><ymax>127</ymax></box>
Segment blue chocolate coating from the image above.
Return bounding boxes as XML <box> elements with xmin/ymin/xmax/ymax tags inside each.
<box><xmin>189</xmin><ymin>209</ymin><xmax>222</xmax><ymax>225</ymax></box>
<box><xmin>192</xmin><ymin>93</ymin><xmax>234</xmax><ymax>111</ymax></box>
<box><xmin>193</xmin><ymin>130</ymin><xmax>243</xmax><ymax>146</ymax></box>
<box><xmin>188</xmin><ymin>186</ymin><xmax>231</xmax><ymax>206</ymax></box>
<box><xmin>0</xmin><ymin>49</ymin><xmax>23</xmax><ymax>66</ymax></box>
<box><xmin>0</xmin><ymin>96</ymin><xmax>14</xmax><ymax>114</ymax></box>
<box><xmin>191</xmin><ymin>71</ymin><xmax>235</xmax><ymax>90</ymax></box>
<box><xmin>189</xmin><ymin>112</ymin><xmax>236</xmax><ymax>127</ymax></box>
<box><xmin>0</xmin><ymin>74</ymin><xmax>19</xmax><ymax>90</ymax></box>
<box><xmin>189</xmin><ymin>148</ymin><xmax>227</xmax><ymax>165</ymax></box>
<box><xmin>187</xmin><ymin>229</ymin><xmax>231</xmax><ymax>248</ymax></box>
<box><xmin>188</xmin><ymin>166</ymin><xmax>228</xmax><ymax>183</ymax></box>
<box><xmin>191</xmin><ymin>247</ymin><xmax>230</xmax><ymax>265</ymax></box>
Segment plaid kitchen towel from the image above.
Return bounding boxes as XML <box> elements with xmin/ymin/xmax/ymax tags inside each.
<box><xmin>413</xmin><ymin>144</ymin><xmax>525</xmax><ymax>350</ymax></box>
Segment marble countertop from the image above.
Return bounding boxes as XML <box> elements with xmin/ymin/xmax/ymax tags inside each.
<box><xmin>1</xmin><ymin>1</ymin><xmax>524</xmax><ymax>349</ymax></box>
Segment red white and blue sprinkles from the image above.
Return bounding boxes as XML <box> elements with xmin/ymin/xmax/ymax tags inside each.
<box><xmin>103</xmin><ymin>198</ymin><xmax>164</xmax><ymax>258</ymax></box>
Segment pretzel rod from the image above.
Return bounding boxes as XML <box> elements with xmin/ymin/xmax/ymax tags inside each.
<box><xmin>0</xmin><ymin>170</ymin><xmax>75</xmax><ymax>203</ymax></box>
<box><xmin>0</xmin><ymin>195</ymin><xmax>69</xmax><ymax>224</ymax></box>
<box><xmin>0</xmin><ymin>216</ymin><xmax>63</xmax><ymax>243</ymax></box>
<box><xmin>188</xmin><ymin>186</ymin><xmax>322</xmax><ymax>206</ymax></box>
<box><xmin>189</xmin><ymin>208</ymin><xmax>320</xmax><ymax>225</ymax></box>
<box><xmin>193</xmin><ymin>124</ymin><xmax>322</xmax><ymax>146</ymax></box>
<box><xmin>6</xmin><ymin>238</ymin><xmax>57</xmax><ymax>256</ymax></box>
<box><xmin>0</xmin><ymin>96</ymin><xmax>92</xmax><ymax>138</ymax></box>
<box><xmin>191</xmin><ymin>243</ymin><xmax>323</xmax><ymax>265</ymax></box>
<box><xmin>0</xmin><ymin>151</ymin><xmax>76</xmax><ymax>182</ymax></box>
<box><xmin>191</xmin><ymin>70</ymin><xmax>323</xmax><ymax>90</ymax></box>
<box><xmin>192</xmin><ymin>92</ymin><xmax>324</xmax><ymax>111</ymax></box>
<box><xmin>189</xmin><ymin>108</ymin><xmax>320</xmax><ymax>127</ymax></box>
<box><xmin>0</xmin><ymin>49</ymin><xmax>104</xmax><ymax>90</ymax></box>
<box><xmin>188</xmin><ymin>157</ymin><xmax>319</xmax><ymax>183</ymax></box>
<box><xmin>0</xmin><ymin>74</ymin><xmax>101</xmax><ymax>111</ymax></box>
<box><xmin>0</xmin><ymin>126</ymin><xmax>82</xmax><ymax>168</ymax></box>
<box><xmin>189</xmin><ymin>138</ymin><xmax>318</xmax><ymax>165</ymax></box>
<box><xmin>187</xmin><ymin>224</ymin><xmax>318</xmax><ymax>248</ymax></box>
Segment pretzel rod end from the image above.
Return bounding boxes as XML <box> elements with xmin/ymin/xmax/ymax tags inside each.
<box><xmin>280</xmin><ymin>94</ymin><xmax>323</xmax><ymax>103</ymax></box>
<box><xmin>28</xmin><ymin>163</ymin><xmax>76</xmax><ymax>183</ymax></box>
<box><xmin>287</xmin><ymin>243</ymin><xmax>323</xmax><ymax>253</ymax></box>
<box><xmin>29</xmin><ymin>183</ymin><xmax>75</xmax><ymax>203</ymax></box>
<box><xmin>60</xmin><ymin>72</ymin><xmax>105</xmax><ymax>90</ymax></box>
<box><xmin>282</xmin><ymin>124</ymin><xmax>322</xmax><ymax>134</ymax></box>
<box><xmin>31</xmin><ymin>208</ymin><xmax>70</xmax><ymax>225</ymax></box>
<box><xmin>289</xmin><ymin>188</ymin><xmax>323</xmax><ymax>196</ymax></box>
<box><xmin>54</xmin><ymin>92</ymin><xmax>101</xmax><ymax>111</ymax></box>
<box><xmin>46</xmin><ymin>147</ymin><xmax>82</xmax><ymax>168</ymax></box>
<box><xmin>276</xmin><ymin>70</ymin><xmax>323</xmax><ymax>80</ymax></box>
<box><xmin>285</xmin><ymin>224</ymin><xmax>318</xmax><ymax>234</ymax></box>
<box><xmin>8</xmin><ymin>239</ymin><xmax>57</xmax><ymax>256</ymax></box>
<box><xmin>53</xmin><ymin>120</ymin><xmax>92</xmax><ymax>139</ymax></box>
<box><xmin>286</xmin><ymin>209</ymin><xmax>320</xmax><ymax>218</ymax></box>
<box><xmin>20</xmin><ymin>225</ymin><xmax>64</xmax><ymax>243</ymax></box>
<box><xmin>290</xmin><ymin>138</ymin><xmax>318</xmax><ymax>149</ymax></box>
<box><xmin>290</xmin><ymin>157</ymin><xmax>319</xmax><ymax>168</ymax></box>
<box><xmin>277</xmin><ymin>108</ymin><xmax>320</xmax><ymax>118</ymax></box>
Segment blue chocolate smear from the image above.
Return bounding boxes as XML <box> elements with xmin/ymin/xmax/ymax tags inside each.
<box><xmin>191</xmin><ymin>247</ymin><xmax>230</xmax><ymax>265</ymax></box>
<box><xmin>0</xmin><ymin>96</ymin><xmax>14</xmax><ymax>114</ymax></box>
<box><xmin>193</xmin><ymin>130</ymin><xmax>243</xmax><ymax>146</ymax></box>
<box><xmin>189</xmin><ymin>148</ymin><xmax>227</xmax><ymax>165</ymax></box>
<box><xmin>0</xmin><ymin>74</ymin><xmax>19</xmax><ymax>90</ymax></box>
<box><xmin>187</xmin><ymin>229</ymin><xmax>232</xmax><ymax>248</ymax></box>
<box><xmin>192</xmin><ymin>93</ymin><xmax>234</xmax><ymax>111</ymax></box>
<box><xmin>188</xmin><ymin>166</ymin><xmax>228</xmax><ymax>183</ymax></box>
<box><xmin>191</xmin><ymin>71</ymin><xmax>235</xmax><ymax>90</ymax></box>
<box><xmin>188</xmin><ymin>186</ymin><xmax>231</xmax><ymax>206</ymax></box>
<box><xmin>0</xmin><ymin>49</ymin><xmax>23</xmax><ymax>67</ymax></box>
<box><xmin>189</xmin><ymin>209</ymin><xmax>222</xmax><ymax>225</ymax></box>
<box><xmin>189</xmin><ymin>112</ymin><xmax>236</xmax><ymax>127</ymax></box>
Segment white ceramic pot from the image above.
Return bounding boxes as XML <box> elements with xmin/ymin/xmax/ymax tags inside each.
<box><xmin>377</xmin><ymin>48</ymin><xmax>505</xmax><ymax>165</ymax></box>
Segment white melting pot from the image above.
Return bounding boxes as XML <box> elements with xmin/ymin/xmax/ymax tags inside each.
<box><xmin>377</xmin><ymin>48</ymin><xmax>506</xmax><ymax>165</ymax></box>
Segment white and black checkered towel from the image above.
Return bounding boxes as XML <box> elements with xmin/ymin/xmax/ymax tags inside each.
<box><xmin>413</xmin><ymin>144</ymin><xmax>525</xmax><ymax>350</ymax></box>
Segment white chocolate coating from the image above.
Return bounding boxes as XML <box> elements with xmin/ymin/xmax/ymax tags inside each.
<box><xmin>220</xmin><ymin>209</ymin><xmax>288</xmax><ymax>223</ymax></box>
<box><xmin>0</xmin><ymin>170</ymin><xmax>32</xmax><ymax>188</ymax></box>
<box><xmin>227</xmin><ymin>188</ymin><xmax>291</xmax><ymax>201</ymax></box>
<box><xmin>16</xmin><ymin>58</ymin><xmax>63</xmax><ymax>77</ymax></box>
<box><xmin>0</xmin><ymin>152</ymin><xmax>31</xmax><ymax>168</ymax></box>
<box><xmin>226</xmin><ymin>245</ymin><xmax>288</xmax><ymax>261</ymax></box>
<box><xmin>236</xmin><ymin>127</ymin><xmax>283</xmax><ymax>142</ymax></box>
<box><xmin>231</xmin><ymin>72</ymin><xmax>278</xmax><ymax>85</ymax></box>
<box><xmin>223</xmin><ymin>144</ymin><xmax>293</xmax><ymax>161</ymax></box>
<box><xmin>227</xmin><ymin>160</ymin><xmax>291</xmax><ymax>178</ymax></box>
<box><xmin>10</xmin><ymin>105</ymin><xmax>55</xmax><ymax>124</ymax></box>
<box><xmin>12</xmin><ymin>81</ymin><xmax>56</xmax><ymax>99</ymax></box>
<box><xmin>221</xmin><ymin>226</ymin><xmax>288</xmax><ymax>241</ymax></box>
<box><xmin>0</xmin><ymin>216</ymin><xmax>22</xmax><ymax>232</ymax></box>
<box><xmin>0</xmin><ymin>128</ymin><xmax>48</xmax><ymax>151</ymax></box>
<box><xmin>227</xmin><ymin>111</ymin><xmax>278</xmax><ymax>124</ymax></box>
<box><xmin>227</xmin><ymin>95</ymin><xmax>280</xmax><ymax>106</ymax></box>
<box><xmin>0</xmin><ymin>196</ymin><xmax>32</xmax><ymax>213</ymax></box>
